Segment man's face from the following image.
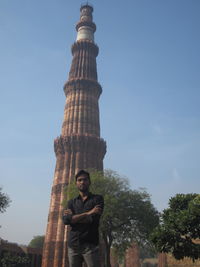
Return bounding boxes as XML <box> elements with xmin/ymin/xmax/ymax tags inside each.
<box><xmin>76</xmin><ymin>175</ymin><xmax>90</xmax><ymax>192</ymax></box>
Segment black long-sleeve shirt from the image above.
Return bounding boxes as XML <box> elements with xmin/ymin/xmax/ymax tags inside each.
<box><xmin>63</xmin><ymin>193</ymin><xmax>104</xmax><ymax>248</ymax></box>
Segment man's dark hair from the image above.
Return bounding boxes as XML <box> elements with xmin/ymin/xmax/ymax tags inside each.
<box><xmin>75</xmin><ymin>170</ymin><xmax>90</xmax><ymax>181</ymax></box>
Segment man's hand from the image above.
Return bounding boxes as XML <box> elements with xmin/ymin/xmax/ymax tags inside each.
<box><xmin>64</xmin><ymin>209</ymin><xmax>72</xmax><ymax>216</ymax></box>
<box><xmin>87</xmin><ymin>205</ymin><xmax>102</xmax><ymax>216</ymax></box>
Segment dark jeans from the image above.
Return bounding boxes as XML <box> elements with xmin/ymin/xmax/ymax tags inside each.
<box><xmin>68</xmin><ymin>243</ymin><xmax>100</xmax><ymax>267</ymax></box>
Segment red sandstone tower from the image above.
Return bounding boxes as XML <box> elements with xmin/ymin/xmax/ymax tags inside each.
<box><xmin>42</xmin><ymin>4</ymin><xmax>106</xmax><ymax>267</ymax></box>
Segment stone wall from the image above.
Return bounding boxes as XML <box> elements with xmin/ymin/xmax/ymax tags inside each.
<box><xmin>0</xmin><ymin>238</ymin><xmax>42</xmax><ymax>267</ymax></box>
<box><xmin>158</xmin><ymin>253</ymin><xmax>200</xmax><ymax>267</ymax></box>
<box><xmin>125</xmin><ymin>243</ymin><xmax>141</xmax><ymax>267</ymax></box>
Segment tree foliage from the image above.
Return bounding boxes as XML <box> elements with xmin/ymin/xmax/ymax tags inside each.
<box><xmin>0</xmin><ymin>187</ymin><xmax>11</xmax><ymax>213</ymax></box>
<box><xmin>64</xmin><ymin>169</ymin><xmax>159</xmax><ymax>266</ymax></box>
<box><xmin>151</xmin><ymin>193</ymin><xmax>200</xmax><ymax>261</ymax></box>
<box><xmin>28</xmin><ymin>235</ymin><xmax>45</xmax><ymax>249</ymax></box>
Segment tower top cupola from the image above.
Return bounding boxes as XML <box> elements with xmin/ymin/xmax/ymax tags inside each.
<box><xmin>76</xmin><ymin>4</ymin><xmax>96</xmax><ymax>42</ymax></box>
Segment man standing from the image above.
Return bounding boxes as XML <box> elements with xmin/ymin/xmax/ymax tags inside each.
<box><xmin>63</xmin><ymin>170</ymin><xmax>104</xmax><ymax>267</ymax></box>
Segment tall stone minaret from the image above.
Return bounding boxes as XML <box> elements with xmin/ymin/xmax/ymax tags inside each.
<box><xmin>42</xmin><ymin>4</ymin><xmax>106</xmax><ymax>267</ymax></box>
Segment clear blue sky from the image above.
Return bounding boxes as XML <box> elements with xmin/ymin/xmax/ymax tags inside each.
<box><xmin>0</xmin><ymin>0</ymin><xmax>200</xmax><ymax>245</ymax></box>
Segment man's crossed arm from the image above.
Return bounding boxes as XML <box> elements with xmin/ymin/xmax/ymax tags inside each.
<box><xmin>63</xmin><ymin>205</ymin><xmax>102</xmax><ymax>225</ymax></box>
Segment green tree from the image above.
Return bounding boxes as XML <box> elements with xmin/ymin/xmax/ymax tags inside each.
<box><xmin>151</xmin><ymin>193</ymin><xmax>200</xmax><ymax>261</ymax></box>
<box><xmin>0</xmin><ymin>187</ymin><xmax>11</xmax><ymax>213</ymax></box>
<box><xmin>28</xmin><ymin>235</ymin><xmax>45</xmax><ymax>249</ymax></box>
<box><xmin>64</xmin><ymin>170</ymin><xmax>159</xmax><ymax>267</ymax></box>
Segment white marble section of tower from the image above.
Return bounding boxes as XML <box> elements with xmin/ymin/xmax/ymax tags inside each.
<box><xmin>76</xmin><ymin>5</ymin><xmax>95</xmax><ymax>42</ymax></box>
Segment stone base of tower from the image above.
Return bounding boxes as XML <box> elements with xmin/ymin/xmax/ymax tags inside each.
<box><xmin>42</xmin><ymin>228</ymin><xmax>68</xmax><ymax>267</ymax></box>
<box><xmin>42</xmin><ymin>134</ymin><xmax>106</xmax><ymax>267</ymax></box>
